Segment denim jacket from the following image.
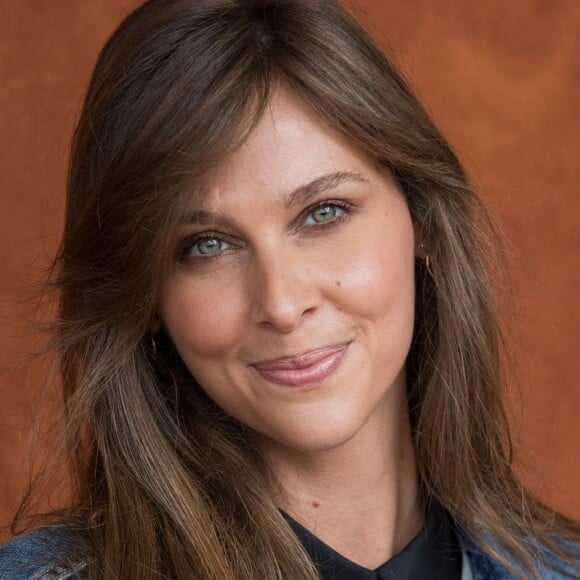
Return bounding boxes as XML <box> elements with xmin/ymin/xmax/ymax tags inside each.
<box><xmin>0</xmin><ymin>523</ymin><xmax>578</xmax><ymax>579</ymax></box>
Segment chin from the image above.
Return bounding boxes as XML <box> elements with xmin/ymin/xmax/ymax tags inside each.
<box><xmin>264</xmin><ymin>414</ymin><xmax>367</xmax><ymax>455</ymax></box>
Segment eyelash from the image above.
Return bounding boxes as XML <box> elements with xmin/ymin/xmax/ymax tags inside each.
<box><xmin>175</xmin><ymin>199</ymin><xmax>354</xmax><ymax>264</ymax></box>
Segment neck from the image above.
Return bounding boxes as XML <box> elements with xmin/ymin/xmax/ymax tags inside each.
<box><xmin>260</xmin><ymin>381</ymin><xmax>423</xmax><ymax>569</ymax></box>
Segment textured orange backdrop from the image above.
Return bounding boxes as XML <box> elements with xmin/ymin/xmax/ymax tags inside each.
<box><xmin>1</xmin><ymin>0</ymin><xmax>579</xmax><ymax>534</ymax></box>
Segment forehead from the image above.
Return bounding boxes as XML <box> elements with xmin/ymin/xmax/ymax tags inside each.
<box><xmin>202</xmin><ymin>88</ymin><xmax>380</xmax><ymax>208</ymax></box>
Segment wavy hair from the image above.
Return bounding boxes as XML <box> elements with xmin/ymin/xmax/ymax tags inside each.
<box><xmin>13</xmin><ymin>0</ymin><xmax>580</xmax><ymax>578</ymax></box>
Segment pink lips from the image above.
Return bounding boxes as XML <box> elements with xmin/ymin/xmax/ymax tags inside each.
<box><xmin>251</xmin><ymin>343</ymin><xmax>350</xmax><ymax>387</ymax></box>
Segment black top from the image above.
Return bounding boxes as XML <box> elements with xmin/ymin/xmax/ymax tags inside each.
<box><xmin>282</xmin><ymin>499</ymin><xmax>463</xmax><ymax>580</ymax></box>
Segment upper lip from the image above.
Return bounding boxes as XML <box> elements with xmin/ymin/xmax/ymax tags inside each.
<box><xmin>250</xmin><ymin>342</ymin><xmax>350</xmax><ymax>370</ymax></box>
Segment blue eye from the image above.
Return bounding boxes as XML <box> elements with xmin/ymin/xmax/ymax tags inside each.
<box><xmin>185</xmin><ymin>236</ymin><xmax>232</xmax><ymax>258</ymax></box>
<box><xmin>304</xmin><ymin>204</ymin><xmax>344</xmax><ymax>225</ymax></box>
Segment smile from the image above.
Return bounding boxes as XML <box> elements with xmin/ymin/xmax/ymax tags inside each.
<box><xmin>250</xmin><ymin>342</ymin><xmax>350</xmax><ymax>387</ymax></box>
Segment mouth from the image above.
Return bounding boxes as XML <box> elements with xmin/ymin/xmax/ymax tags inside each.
<box><xmin>250</xmin><ymin>342</ymin><xmax>351</xmax><ymax>387</ymax></box>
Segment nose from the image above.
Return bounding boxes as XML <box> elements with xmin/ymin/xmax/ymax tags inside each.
<box><xmin>249</xmin><ymin>245</ymin><xmax>321</xmax><ymax>333</ymax></box>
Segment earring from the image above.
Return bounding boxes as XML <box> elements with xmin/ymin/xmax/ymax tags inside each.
<box><xmin>420</xmin><ymin>243</ymin><xmax>433</xmax><ymax>277</ymax></box>
<box><xmin>424</xmin><ymin>253</ymin><xmax>433</xmax><ymax>277</ymax></box>
<box><xmin>151</xmin><ymin>334</ymin><xmax>157</xmax><ymax>357</ymax></box>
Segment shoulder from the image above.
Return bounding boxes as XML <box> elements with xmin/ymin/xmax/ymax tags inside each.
<box><xmin>460</xmin><ymin>530</ymin><xmax>580</xmax><ymax>579</ymax></box>
<box><xmin>0</xmin><ymin>524</ymin><xmax>89</xmax><ymax>580</ymax></box>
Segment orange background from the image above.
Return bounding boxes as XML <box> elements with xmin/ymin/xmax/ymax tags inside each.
<box><xmin>1</xmin><ymin>0</ymin><xmax>579</xmax><ymax>533</ymax></box>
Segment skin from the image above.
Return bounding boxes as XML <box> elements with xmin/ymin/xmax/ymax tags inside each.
<box><xmin>157</xmin><ymin>88</ymin><xmax>423</xmax><ymax>569</ymax></box>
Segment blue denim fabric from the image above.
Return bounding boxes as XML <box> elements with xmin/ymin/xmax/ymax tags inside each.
<box><xmin>458</xmin><ymin>532</ymin><xmax>580</xmax><ymax>580</ymax></box>
<box><xmin>0</xmin><ymin>524</ymin><xmax>87</xmax><ymax>579</ymax></box>
<box><xmin>0</xmin><ymin>524</ymin><xmax>578</xmax><ymax>579</ymax></box>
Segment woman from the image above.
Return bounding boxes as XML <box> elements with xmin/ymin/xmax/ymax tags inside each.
<box><xmin>1</xmin><ymin>0</ymin><xmax>579</xmax><ymax>578</ymax></box>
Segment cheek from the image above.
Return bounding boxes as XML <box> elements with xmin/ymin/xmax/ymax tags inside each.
<box><xmin>330</xmin><ymin>221</ymin><xmax>416</xmax><ymax>322</ymax></box>
<box><xmin>158</xmin><ymin>275</ymin><xmax>246</xmax><ymax>358</ymax></box>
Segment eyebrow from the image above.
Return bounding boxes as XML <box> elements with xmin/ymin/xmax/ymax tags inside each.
<box><xmin>282</xmin><ymin>170</ymin><xmax>369</xmax><ymax>209</ymax></box>
<box><xmin>184</xmin><ymin>170</ymin><xmax>369</xmax><ymax>226</ymax></box>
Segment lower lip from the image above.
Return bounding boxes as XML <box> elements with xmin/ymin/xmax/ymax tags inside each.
<box><xmin>251</xmin><ymin>344</ymin><xmax>349</xmax><ymax>387</ymax></box>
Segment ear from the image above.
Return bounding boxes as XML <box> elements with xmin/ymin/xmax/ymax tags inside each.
<box><xmin>414</xmin><ymin>231</ymin><xmax>427</xmax><ymax>259</ymax></box>
<box><xmin>151</xmin><ymin>316</ymin><xmax>162</xmax><ymax>334</ymax></box>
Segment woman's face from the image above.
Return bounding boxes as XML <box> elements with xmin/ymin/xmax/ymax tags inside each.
<box><xmin>158</xmin><ymin>89</ymin><xmax>417</xmax><ymax>453</ymax></box>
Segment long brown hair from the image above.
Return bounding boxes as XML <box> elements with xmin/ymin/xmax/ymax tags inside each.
<box><xmin>13</xmin><ymin>0</ymin><xmax>580</xmax><ymax>578</ymax></box>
